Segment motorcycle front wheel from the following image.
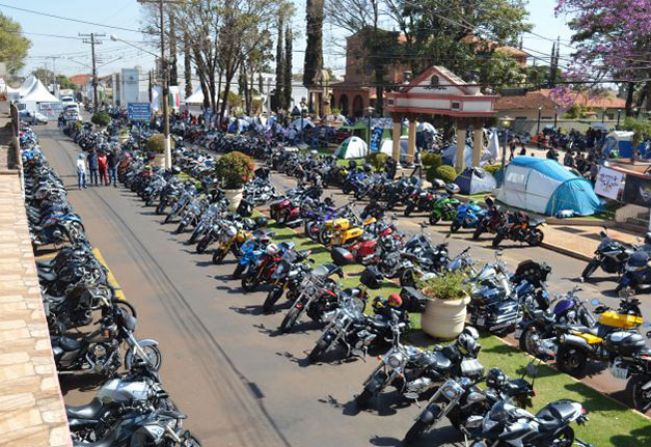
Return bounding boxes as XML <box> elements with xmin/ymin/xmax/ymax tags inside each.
<box><xmin>403</xmin><ymin>404</ymin><xmax>441</xmax><ymax>444</ymax></box>
<box><xmin>472</xmin><ymin>225</ymin><xmax>483</xmax><ymax>240</ymax></box>
<box><xmin>279</xmin><ymin>307</ymin><xmax>301</xmax><ymax>333</ymax></box>
<box><xmin>492</xmin><ymin>233</ymin><xmax>504</xmax><ymax>248</ymax></box>
<box><xmin>263</xmin><ymin>286</ymin><xmax>284</xmax><ymax>313</ymax></box>
<box><xmin>581</xmin><ymin>259</ymin><xmax>599</xmax><ymax>281</ymax></box>
<box><xmin>556</xmin><ymin>345</ymin><xmax>587</xmax><ymax>377</ymax></box>
<box><xmin>241</xmin><ymin>274</ymin><xmax>259</xmax><ymax>293</ymax></box>
<box><xmin>528</xmin><ymin>228</ymin><xmax>544</xmax><ymax>246</ymax></box>
<box><xmin>399</xmin><ymin>269</ymin><xmax>416</xmax><ymax>288</ymax></box>
<box><xmin>428</xmin><ymin>213</ymin><xmax>440</xmax><ymax>225</ymax></box>
<box><xmin>155</xmin><ymin>202</ymin><xmax>166</xmax><ymax>215</ymax></box>
<box><xmin>307</xmin><ymin>338</ymin><xmax>329</xmax><ymax>363</ymax></box>
<box><xmin>213</xmin><ymin>247</ymin><xmax>228</xmax><ymax>264</ymax></box>
<box><xmin>450</xmin><ymin>221</ymin><xmax>461</xmax><ymax>233</ymax></box>
<box><xmin>175</xmin><ymin>222</ymin><xmax>187</xmax><ymax>234</ymax></box>
<box><xmin>125</xmin><ymin>343</ymin><xmax>163</xmax><ymax>371</ymax></box>
<box><xmin>627</xmin><ymin>374</ymin><xmax>651</xmax><ymax>413</ymax></box>
<box><xmin>551</xmin><ymin>426</ymin><xmax>574</xmax><ymax>447</ymax></box>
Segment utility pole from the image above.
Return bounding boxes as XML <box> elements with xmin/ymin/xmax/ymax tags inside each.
<box><xmin>46</xmin><ymin>56</ymin><xmax>63</xmax><ymax>98</ymax></box>
<box><xmin>80</xmin><ymin>32</ymin><xmax>106</xmax><ymax>110</ymax></box>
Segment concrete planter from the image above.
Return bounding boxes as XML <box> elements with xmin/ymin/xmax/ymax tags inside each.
<box><xmin>223</xmin><ymin>188</ymin><xmax>244</xmax><ymax>211</ymax></box>
<box><xmin>421</xmin><ymin>291</ymin><xmax>470</xmax><ymax>340</ymax></box>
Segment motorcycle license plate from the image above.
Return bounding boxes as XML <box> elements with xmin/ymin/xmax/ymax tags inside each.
<box><xmin>610</xmin><ymin>365</ymin><xmax>630</xmax><ymax>380</ymax></box>
<box><xmin>513</xmin><ymin>327</ymin><xmax>522</xmax><ymax>339</ymax></box>
<box><xmin>476</xmin><ymin>317</ymin><xmax>485</xmax><ymax>327</ymax></box>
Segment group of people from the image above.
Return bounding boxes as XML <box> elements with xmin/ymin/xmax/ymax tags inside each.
<box><xmin>76</xmin><ymin>147</ymin><xmax>118</xmax><ymax>189</ymax></box>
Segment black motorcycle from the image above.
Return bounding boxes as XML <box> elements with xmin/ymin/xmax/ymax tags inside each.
<box><xmin>582</xmin><ymin>229</ymin><xmax>633</xmax><ymax>281</ymax></box>
<box><xmin>617</xmin><ymin>248</ymin><xmax>651</xmax><ymax>294</ymax></box>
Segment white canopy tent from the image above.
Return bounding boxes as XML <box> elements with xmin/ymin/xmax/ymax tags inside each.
<box><xmin>19</xmin><ymin>78</ymin><xmax>61</xmax><ymax>118</ymax></box>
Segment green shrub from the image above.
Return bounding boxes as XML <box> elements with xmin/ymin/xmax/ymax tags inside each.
<box><xmin>366</xmin><ymin>152</ymin><xmax>388</xmax><ymax>172</ymax></box>
<box><xmin>433</xmin><ymin>165</ymin><xmax>458</xmax><ymax>183</ymax></box>
<box><xmin>420</xmin><ymin>271</ymin><xmax>470</xmax><ymax>300</ymax></box>
<box><xmin>91</xmin><ymin>111</ymin><xmax>111</xmax><ymax>127</ymax></box>
<box><xmin>421</xmin><ymin>152</ymin><xmax>442</xmax><ymax>168</ymax></box>
<box><xmin>483</xmin><ymin>164</ymin><xmax>502</xmax><ymax>175</ymax></box>
<box><xmin>215</xmin><ymin>151</ymin><xmax>255</xmax><ymax>189</ymax></box>
<box><xmin>145</xmin><ymin>133</ymin><xmax>167</xmax><ymax>154</ymax></box>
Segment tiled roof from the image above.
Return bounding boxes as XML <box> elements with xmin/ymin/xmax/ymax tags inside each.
<box><xmin>496</xmin><ymin>89</ymin><xmax>625</xmax><ymax>111</ymax></box>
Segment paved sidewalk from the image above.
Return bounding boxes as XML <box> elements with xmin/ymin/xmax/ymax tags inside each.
<box><xmin>0</xmin><ymin>171</ymin><xmax>71</xmax><ymax>443</ymax></box>
<box><xmin>543</xmin><ymin>224</ymin><xmax>642</xmax><ymax>261</ymax></box>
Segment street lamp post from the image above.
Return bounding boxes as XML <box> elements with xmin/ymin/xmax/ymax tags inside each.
<box><xmin>536</xmin><ymin>106</ymin><xmax>542</xmax><ymax>134</ymax></box>
<box><xmin>602</xmin><ymin>108</ymin><xmax>606</xmax><ymax>123</ymax></box>
<box><xmin>501</xmin><ymin>116</ymin><xmax>514</xmax><ymax>169</ymax></box>
<box><xmin>617</xmin><ymin>109</ymin><xmax>622</xmax><ymax>128</ymax></box>
<box><xmin>366</xmin><ymin>106</ymin><xmax>375</xmax><ymax>145</ymax></box>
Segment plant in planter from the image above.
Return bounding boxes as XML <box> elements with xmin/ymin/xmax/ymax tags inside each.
<box><xmin>419</xmin><ymin>271</ymin><xmax>471</xmax><ymax>339</ymax></box>
<box><xmin>145</xmin><ymin>133</ymin><xmax>168</xmax><ymax>166</ymax></box>
<box><xmin>215</xmin><ymin>151</ymin><xmax>254</xmax><ymax>210</ymax></box>
<box><xmin>91</xmin><ymin>111</ymin><xmax>111</xmax><ymax>127</ymax></box>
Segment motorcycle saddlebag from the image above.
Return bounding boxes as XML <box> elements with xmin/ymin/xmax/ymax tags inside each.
<box><xmin>604</xmin><ymin>331</ymin><xmax>647</xmax><ymax>356</ymax></box>
<box><xmin>330</xmin><ymin>247</ymin><xmax>355</xmax><ymax>266</ymax></box>
<box><xmin>400</xmin><ymin>287</ymin><xmax>428</xmax><ymax>313</ymax></box>
<box><xmin>360</xmin><ymin>266</ymin><xmax>383</xmax><ymax>290</ymax></box>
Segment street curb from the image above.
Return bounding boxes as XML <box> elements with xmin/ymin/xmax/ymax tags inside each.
<box><xmin>541</xmin><ymin>242</ymin><xmax>592</xmax><ymax>262</ymax></box>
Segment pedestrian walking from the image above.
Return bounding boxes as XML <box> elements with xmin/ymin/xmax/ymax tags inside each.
<box><xmin>87</xmin><ymin>149</ymin><xmax>99</xmax><ymax>186</ymax></box>
<box><xmin>98</xmin><ymin>151</ymin><xmax>109</xmax><ymax>186</ymax></box>
<box><xmin>76</xmin><ymin>153</ymin><xmax>87</xmax><ymax>189</ymax></box>
<box><xmin>107</xmin><ymin>149</ymin><xmax>118</xmax><ymax>187</ymax></box>
<box><xmin>509</xmin><ymin>138</ymin><xmax>517</xmax><ymax>161</ymax></box>
<box><xmin>385</xmin><ymin>155</ymin><xmax>397</xmax><ymax>180</ymax></box>
<box><xmin>589</xmin><ymin>162</ymin><xmax>599</xmax><ymax>185</ymax></box>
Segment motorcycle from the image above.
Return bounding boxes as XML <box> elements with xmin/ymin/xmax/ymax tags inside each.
<box><xmin>450</xmin><ymin>201</ymin><xmax>486</xmax><ymax>233</ymax></box>
<box><xmin>492</xmin><ymin>218</ymin><xmax>545</xmax><ymax>247</ymax></box>
<box><xmin>617</xmin><ymin>248</ymin><xmax>651</xmax><ymax>295</ymax></box>
<box><xmin>581</xmin><ymin>229</ymin><xmax>634</xmax><ymax>281</ymax></box>
<box><xmin>428</xmin><ymin>195</ymin><xmax>460</xmax><ymax>225</ymax></box>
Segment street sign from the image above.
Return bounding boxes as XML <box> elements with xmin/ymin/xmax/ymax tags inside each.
<box><xmin>127</xmin><ymin>103</ymin><xmax>151</xmax><ymax>121</ymax></box>
<box><xmin>369</xmin><ymin>127</ymin><xmax>383</xmax><ymax>153</ymax></box>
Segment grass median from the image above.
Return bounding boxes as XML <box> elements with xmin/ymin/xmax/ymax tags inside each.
<box><xmin>265</xmin><ymin>217</ymin><xmax>651</xmax><ymax>447</ymax></box>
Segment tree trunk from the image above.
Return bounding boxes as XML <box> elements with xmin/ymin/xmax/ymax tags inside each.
<box><xmin>275</xmin><ymin>16</ymin><xmax>285</xmax><ymax>111</ymax></box>
<box><xmin>216</xmin><ymin>70</ymin><xmax>223</xmax><ymax>122</ymax></box>
<box><xmin>219</xmin><ymin>70</ymin><xmax>237</xmax><ymax>124</ymax></box>
<box><xmin>283</xmin><ymin>28</ymin><xmax>293</xmax><ymax>110</ymax></box>
<box><xmin>183</xmin><ymin>32</ymin><xmax>192</xmax><ymax>98</ymax></box>
<box><xmin>303</xmin><ymin>0</ymin><xmax>324</xmax><ymax>88</ymax></box>
<box><xmin>625</xmin><ymin>82</ymin><xmax>635</xmax><ymax>116</ymax></box>
<box><xmin>168</xmin><ymin>11</ymin><xmax>178</xmax><ymax>87</ymax></box>
<box><xmin>198</xmin><ymin>69</ymin><xmax>210</xmax><ymax>111</ymax></box>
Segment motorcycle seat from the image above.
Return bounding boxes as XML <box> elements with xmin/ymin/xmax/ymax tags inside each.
<box><xmin>52</xmin><ymin>336</ymin><xmax>81</xmax><ymax>352</ymax></box>
<box><xmin>38</xmin><ymin>270</ymin><xmax>58</xmax><ymax>282</ymax></box>
<box><xmin>426</xmin><ymin>351</ymin><xmax>452</xmax><ymax>370</ymax></box>
<box><xmin>66</xmin><ymin>398</ymin><xmax>104</xmax><ymax>419</ymax></box>
<box><xmin>565</xmin><ymin>325</ymin><xmax>600</xmax><ymax>336</ymax></box>
<box><xmin>36</xmin><ymin>259</ymin><xmax>55</xmax><ymax>269</ymax></box>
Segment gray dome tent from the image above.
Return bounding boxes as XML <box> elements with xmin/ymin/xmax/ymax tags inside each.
<box><xmin>454</xmin><ymin>167</ymin><xmax>497</xmax><ymax>195</ymax></box>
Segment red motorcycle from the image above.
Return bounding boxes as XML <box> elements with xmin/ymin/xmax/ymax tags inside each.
<box><xmin>331</xmin><ymin>221</ymin><xmax>402</xmax><ymax>265</ymax></box>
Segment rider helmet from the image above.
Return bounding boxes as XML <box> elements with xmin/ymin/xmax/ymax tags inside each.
<box><xmin>462</xmin><ymin>325</ymin><xmax>480</xmax><ymax>340</ymax></box>
<box><xmin>348</xmin><ymin>160</ymin><xmax>358</xmax><ymax>170</ymax></box>
<box><xmin>225</xmin><ymin>226</ymin><xmax>238</xmax><ymax>238</ymax></box>
<box><xmin>387</xmin><ymin>293</ymin><xmax>403</xmax><ymax>308</ymax></box>
<box><xmin>444</xmin><ymin>183</ymin><xmax>460</xmax><ymax>195</ymax></box>
<box><xmin>171</xmin><ymin>166</ymin><xmax>181</xmax><ymax>175</ymax></box>
<box><xmin>255</xmin><ymin>216</ymin><xmax>268</xmax><ymax>228</ymax></box>
<box><xmin>486</xmin><ymin>367</ymin><xmax>507</xmax><ymax>389</ymax></box>
<box><xmin>455</xmin><ymin>332</ymin><xmax>479</xmax><ymax>357</ymax></box>
<box><xmin>363</xmin><ymin>163</ymin><xmax>373</xmax><ymax>173</ymax></box>
<box><xmin>266</xmin><ymin>243</ymin><xmax>279</xmax><ymax>256</ymax></box>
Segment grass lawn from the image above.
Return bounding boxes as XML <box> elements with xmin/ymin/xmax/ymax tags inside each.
<box><xmin>265</xmin><ymin>217</ymin><xmax>651</xmax><ymax>447</ymax></box>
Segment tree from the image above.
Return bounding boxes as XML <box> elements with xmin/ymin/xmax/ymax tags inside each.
<box><xmin>274</xmin><ymin>12</ymin><xmax>285</xmax><ymax>110</ymax></box>
<box><xmin>303</xmin><ymin>0</ymin><xmax>324</xmax><ymax>90</ymax></box>
<box><xmin>0</xmin><ymin>14</ymin><xmax>30</xmax><ymax>74</ymax></box>
<box><xmin>57</xmin><ymin>75</ymin><xmax>76</xmax><ymax>90</ymax></box>
<box><xmin>556</xmin><ymin>0</ymin><xmax>651</xmax><ymax>115</ymax></box>
<box><xmin>283</xmin><ymin>27</ymin><xmax>293</xmax><ymax>110</ymax></box>
<box><xmin>183</xmin><ymin>31</ymin><xmax>193</xmax><ymax>98</ymax></box>
<box><xmin>32</xmin><ymin>68</ymin><xmax>55</xmax><ymax>86</ymax></box>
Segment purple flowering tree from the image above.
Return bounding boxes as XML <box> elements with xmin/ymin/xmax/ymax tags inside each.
<box><xmin>556</xmin><ymin>0</ymin><xmax>651</xmax><ymax>115</ymax></box>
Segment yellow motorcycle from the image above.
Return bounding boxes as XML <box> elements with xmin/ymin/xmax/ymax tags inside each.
<box><xmin>211</xmin><ymin>223</ymin><xmax>252</xmax><ymax>264</ymax></box>
<box><xmin>328</xmin><ymin>216</ymin><xmax>377</xmax><ymax>247</ymax></box>
<box><xmin>555</xmin><ymin>296</ymin><xmax>644</xmax><ymax>376</ymax></box>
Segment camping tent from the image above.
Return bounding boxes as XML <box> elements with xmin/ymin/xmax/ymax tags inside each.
<box><xmin>442</xmin><ymin>143</ymin><xmax>493</xmax><ymax>167</ymax></box>
<box><xmin>602</xmin><ymin>131</ymin><xmax>649</xmax><ymax>159</ymax></box>
<box><xmin>454</xmin><ymin>168</ymin><xmax>497</xmax><ymax>195</ymax></box>
<box><xmin>336</xmin><ymin>136</ymin><xmax>368</xmax><ymax>159</ymax></box>
<box><xmin>379</xmin><ymin>136</ymin><xmax>408</xmax><ymax>162</ymax></box>
<box><xmin>290</xmin><ymin>117</ymin><xmax>315</xmax><ymax>131</ymax></box>
<box><xmin>496</xmin><ymin>156</ymin><xmax>600</xmax><ymax>216</ymax></box>
<box><xmin>19</xmin><ymin>78</ymin><xmax>61</xmax><ymax>118</ymax></box>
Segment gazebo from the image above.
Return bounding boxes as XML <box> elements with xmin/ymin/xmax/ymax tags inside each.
<box><xmin>386</xmin><ymin>66</ymin><xmax>497</xmax><ymax>171</ymax></box>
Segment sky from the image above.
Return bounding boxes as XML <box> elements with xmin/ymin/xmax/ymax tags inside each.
<box><xmin>3</xmin><ymin>0</ymin><xmax>576</xmax><ymax>79</ymax></box>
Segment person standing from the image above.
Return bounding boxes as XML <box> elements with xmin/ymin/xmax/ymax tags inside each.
<box><xmin>87</xmin><ymin>149</ymin><xmax>99</xmax><ymax>186</ymax></box>
<box><xmin>76</xmin><ymin>153</ymin><xmax>87</xmax><ymax>189</ymax></box>
<box><xmin>107</xmin><ymin>149</ymin><xmax>118</xmax><ymax>187</ymax></box>
<box><xmin>98</xmin><ymin>150</ymin><xmax>109</xmax><ymax>186</ymax></box>
<box><xmin>385</xmin><ymin>156</ymin><xmax>397</xmax><ymax>180</ymax></box>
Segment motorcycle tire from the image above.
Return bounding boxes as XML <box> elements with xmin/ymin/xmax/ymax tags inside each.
<box><xmin>279</xmin><ymin>307</ymin><xmax>301</xmax><ymax>333</ymax></box>
<box><xmin>552</xmin><ymin>427</ymin><xmax>575</xmax><ymax>447</ymax></box>
<box><xmin>213</xmin><ymin>248</ymin><xmax>227</xmax><ymax>265</ymax></box>
<box><xmin>175</xmin><ymin>222</ymin><xmax>186</xmax><ymax>234</ymax></box>
<box><xmin>399</xmin><ymin>269</ymin><xmax>416</xmax><ymax>288</ymax></box>
<box><xmin>627</xmin><ymin>373</ymin><xmax>651</xmax><ymax>413</ymax></box>
<box><xmin>155</xmin><ymin>202</ymin><xmax>166</xmax><ymax>215</ymax></box>
<box><xmin>318</xmin><ymin>229</ymin><xmax>332</xmax><ymax>246</ymax></box>
<box><xmin>180</xmin><ymin>432</ymin><xmax>202</xmax><ymax>447</ymax></box>
<box><xmin>276</xmin><ymin>210</ymin><xmax>287</xmax><ymax>225</ymax></box>
<box><xmin>189</xmin><ymin>227</ymin><xmax>202</xmax><ymax>244</ymax></box>
<box><xmin>450</xmin><ymin>221</ymin><xmax>461</xmax><ymax>233</ymax></box>
<box><xmin>492</xmin><ymin>233</ymin><xmax>504</xmax><ymax>248</ymax></box>
<box><xmin>581</xmin><ymin>259</ymin><xmax>599</xmax><ymax>281</ymax></box>
<box><xmin>125</xmin><ymin>343</ymin><xmax>163</xmax><ymax>371</ymax></box>
<box><xmin>342</xmin><ymin>185</ymin><xmax>351</xmax><ymax>195</ymax></box>
<box><xmin>472</xmin><ymin>225</ymin><xmax>484</xmax><ymax>240</ymax></box>
<box><xmin>307</xmin><ymin>339</ymin><xmax>328</xmax><ymax>363</ymax></box>
<box><xmin>232</xmin><ymin>264</ymin><xmax>245</xmax><ymax>279</ymax></box>
<box><xmin>112</xmin><ymin>298</ymin><xmax>137</xmax><ymax>319</ymax></box>
<box><xmin>241</xmin><ymin>275</ymin><xmax>258</xmax><ymax>293</ymax></box>
<box><xmin>428</xmin><ymin>213</ymin><xmax>440</xmax><ymax>225</ymax></box>
<box><xmin>403</xmin><ymin>405</ymin><xmax>439</xmax><ymax>444</ymax></box>
<box><xmin>354</xmin><ymin>387</ymin><xmax>374</xmax><ymax>410</ymax></box>
<box><xmin>196</xmin><ymin>238</ymin><xmax>209</xmax><ymax>254</ymax></box>
<box><xmin>403</xmin><ymin>203</ymin><xmax>415</xmax><ymax>217</ymax></box>
<box><xmin>64</xmin><ymin>222</ymin><xmax>85</xmax><ymax>244</ymax></box>
<box><xmin>164</xmin><ymin>214</ymin><xmax>173</xmax><ymax>224</ymax></box>
<box><xmin>145</xmin><ymin>198</ymin><xmax>153</xmax><ymax>207</ymax></box>
<box><xmin>518</xmin><ymin>326</ymin><xmax>541</xmax><ymax>357</ymax></box>
<box><xmin>556</xmin><ymin>345</ymin><xmax>588</xmax><ymax>377</ymax></box>
<box><xmin>263</xmin><ymin>286</ymin><xmax>284</xmax><ymax>314</ymax></box>
<box><xmin>528</xmin><ymin>229</ymin><xmax>544</xmax><ymax>246</ymax></box>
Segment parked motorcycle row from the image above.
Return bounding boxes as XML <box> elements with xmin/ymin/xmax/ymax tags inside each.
<box><xmin>102</xmin><ymin>134</ymin><xmax>609</xmax><ymax>446</ymax></box>
<box><xmin>20</xmin><ymin>128</ymin><xmax>201</xmax><ymax>447</ymax></box>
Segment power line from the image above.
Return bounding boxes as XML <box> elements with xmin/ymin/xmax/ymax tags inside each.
<box><xmin>80</xmin><ymin>33</ymin><xmax>106</xmax><ymax>108</ymax></box>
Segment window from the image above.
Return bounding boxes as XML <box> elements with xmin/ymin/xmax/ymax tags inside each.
<box><xmin>451</xmin><ymin>102</ymin><xmax>461</xmax><ymax>110</ymax></box>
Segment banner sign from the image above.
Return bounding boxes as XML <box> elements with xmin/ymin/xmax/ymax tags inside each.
<box><xmin>595</xmin><ymin>167</ymin><xmax>625</xmax><ymax>200</ymax></box>
<box><xmin>369</xmin><ymin>127</ymin><xmax>383</xmax><ymax>153</ymax></box>
<box><xmin>127</xmin><ymin>102</ymin><xmax>151</xmax><ymax>121</ymax></box>
<box><xmin>623</xmin><ymin>173</ymin><xmax>651</xmax><ymax>207</ymax></box>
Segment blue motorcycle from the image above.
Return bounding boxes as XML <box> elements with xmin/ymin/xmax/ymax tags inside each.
<box><xmin>232</xmin><ymin>234</ymin><xmax>271</xmax><ymax>279</ymax></box>
<box><xmin>31</xmin><ymin>212</ymin><xmax>85</xmax><ymax>246</ymax></box>
<box><xmin>450</xmin><ymin>201</ymin><xmax>486</xmax><ymax>233</ymax></box>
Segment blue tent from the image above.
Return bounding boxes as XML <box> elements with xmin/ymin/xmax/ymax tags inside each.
<box><xmin>497</xmin><ymin>157</ymin><xmax>600</xmax><ymax>216</ymax></box>
<box><xmin>602</xmin><ymin>131</ymin><xmax>650</xmax><ymax>159</ymax></box>
<box><xmin>454</xmin><ymin>167</ymin><xmax>497</xmax><ymax>195</ymax></box>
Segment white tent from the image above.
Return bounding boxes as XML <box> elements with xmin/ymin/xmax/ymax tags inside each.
<box><xmin>290</xmin><ymin>118</ymin><xmax>315</xmax><ymax>130</ymax></box>
<box><xmin>19</xmin><ymin>78</ymin><xmax>60</xmax><ymax>117</ymax></box>
<box><xmin>19</xmin><ymin>75</ymin><xmax>38</xmax><ymax>97</ymax></box>
<box><xmin>336</xmin><ymin>136</ymin><xmax>368</xmax><ymax>159</ymax></box>
<box><xmin>486</xmin><ymin>130</ymin><xmax>500</xmax><ymax>161</ymax></box>
<box><xmin>185</xmin><ymin>89</ymin><xmax>209</xmax><ymax>105</ymax></box>
<box><xmin>380</xmin><ymin>136</ymin><xmax>408</xmax><ymax>161</ymax></box>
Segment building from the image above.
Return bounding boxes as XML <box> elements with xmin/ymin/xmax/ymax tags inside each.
<box><xmin>332</xmin><ymin>30</ymin><xmax>528</xmax><ymax>118</ymax></box>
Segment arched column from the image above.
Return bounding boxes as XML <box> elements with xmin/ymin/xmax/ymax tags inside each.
<box><xmin>391</xmin><ymin>112</ymin><xmax>402</xmax><ymax>165</ymax></box>
<box><xmin>455</xmin><ymin>119</ymin><xmax>467</xmax><ymax>172</ymax></box>
<box><xmin>472</xmin><ymin>120</ymin><xmax>484</xmax><ymax>167</ymax></box>
<box><xmin>407</xmin><ymin>113</ymin><xmax>417</xmax><ymax>165</ymax></box>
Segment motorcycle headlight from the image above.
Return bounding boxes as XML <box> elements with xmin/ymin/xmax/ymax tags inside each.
<box><xmin>441</xmin><ymin>382</ymin><xmax>462</xmax><ymax>400</ymax></box>
<box><xmin>387</xmin><ymin>352</ymin><xmax>404</xmax><ymax>368</ymax></box>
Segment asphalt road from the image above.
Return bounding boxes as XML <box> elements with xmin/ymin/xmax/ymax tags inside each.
<box><xmin>39</xmin><ymin>125</ymin><xmax>467</xmax><ymax>447</ymax></box>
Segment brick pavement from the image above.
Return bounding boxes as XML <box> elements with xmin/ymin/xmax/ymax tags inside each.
<box><xmin>0</xmin><ymin>171</ymin><xmax>71</xmax><ymax>445</ymax></box>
